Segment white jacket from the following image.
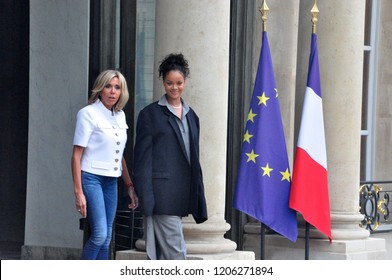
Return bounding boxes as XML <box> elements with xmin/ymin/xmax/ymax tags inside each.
<box><xmin>73</xmin><ymin>100</ymin><xmax>128</xmax><ymax>177</ymax></box>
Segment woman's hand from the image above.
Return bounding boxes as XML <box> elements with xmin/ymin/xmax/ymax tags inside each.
<box><xmin>75</xmin><ymin>191</ymin><xmax>87</xmax><ymax>218</ymax></box>
<box><xmin>127</xmin><ymin>187</ymin><xmax>139</xmax><ymax>210</ymax></box>
<box><xmin>72</xmin><ymin>145</ymin><xmax>87</xmax><ymax>217</ymax></box>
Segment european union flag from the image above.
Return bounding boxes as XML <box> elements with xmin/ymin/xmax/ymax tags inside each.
<box><xmin>233</xmin><ymin>31</ymin><xmax>298</xmax><ymax>242</ymax></box>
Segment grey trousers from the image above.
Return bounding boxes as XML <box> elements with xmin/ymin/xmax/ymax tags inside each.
<box><xmin>144</xmin><ymin>215</ymin><xmax>186</xmax><ymax>260</ymax></box>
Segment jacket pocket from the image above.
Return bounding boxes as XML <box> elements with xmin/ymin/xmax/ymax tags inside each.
<box><xmin>117</xmin><ymin>122</ymin><xmax>129</xmax><ymax>130</ymax></box>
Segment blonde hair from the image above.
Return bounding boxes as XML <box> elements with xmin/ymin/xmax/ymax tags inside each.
<box><xmin>88</xmin><ymin>70</ymin><xmax>129</xmax><ymax>111</ymax></box>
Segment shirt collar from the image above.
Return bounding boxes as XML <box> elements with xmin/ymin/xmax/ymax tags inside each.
<box><xmin>94</xmin><ymin>99</ymin><xmax>117</xmax><ymax>117</ymax></box>
<box><xmin>158</xmin><ymin>94</ymin><xmax>190</xmax><ymax>115</ymax></box>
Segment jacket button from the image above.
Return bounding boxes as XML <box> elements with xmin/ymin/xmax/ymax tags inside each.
<box><xmin>116</xmin><ymin>150</ymin><xmax>120</xmax><ymax>153</ymax></box>
<box><xmin>114</xmin><ymin>167</ymin><xmax>118</xmax><ymax>171</ymax></box>
<box><xmin>117</xmin><ymin>141</ymin><xmax>121</xmax><ymax>145</ymax></box>
<box><xmin>115</xmin><ymin>159</ymin><xmax>119</xmax><ymax>162</ymax></box>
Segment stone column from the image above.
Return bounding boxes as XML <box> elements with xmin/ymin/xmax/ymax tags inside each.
<box><xmin>241</xmin><ymin>0</ymin><xmax>300</xmax><ymax>259</ymax></box>
<box><xmin>265</xmin><ymin>0</ymin><xmax>386</xmax><ymax>259</ymax></box>
<box><xmin>374</xmin><ymin>0</ymin><xmax>392</xmax><ymax>179</ymax></box>
<box><xmin>117</xmin><ymin>0</ymin><xmax>254</xmax><ymax>260</ymax></box>
<box><xmin>24</xmin><ymin>0</ymin><xmax>89</xmax><ymax>257</ymax></box>
<box><xmin>153</xmin><ymin>0</ymin><xmax>253</xmax><ymax>260</ymax></box>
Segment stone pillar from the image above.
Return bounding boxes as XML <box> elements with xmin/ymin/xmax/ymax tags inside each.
<box><xmin>374</xmin><ymin>0</ymin><xmax>392</xmax><ymax>180</ymax></box>
<box><xmin>24</xmin><ymin>0</ymin><xmax>90</xmax><ymax>256</ymax></box>
<box><xmin>153</xmin><ymin>0</ymin><xmax>254</xmax><ymax>260</ymax></box>
<box><xmin>117</xmin><ymin>0</ymin><xmax>254</xmax><ymax>260</ymax></box>
<box><xmin>241</xmin><ymin>0</ymin><xmax>300</xmax><ymax>259</ymax></box>
<box><xmin>318</xmin><ymin>0</ymin><xmax>368</xmax><ymax>242</ymax></box>
<box><xmin>265</xmin><ymin>0</ymin><xmax>386</xmax><ymax>259</ymax></box>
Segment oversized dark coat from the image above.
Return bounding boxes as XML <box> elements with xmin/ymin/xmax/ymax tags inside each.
<box><xmin>133</xmin><ymin>100</ymin><xmax>208</xmax><ymax>224</ymax></box>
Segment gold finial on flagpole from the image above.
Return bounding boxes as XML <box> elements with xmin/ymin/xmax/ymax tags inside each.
<box><xmin>311</xmin><ymin>0</ymin><xmax>319</xmax><ymax>34</ymax></box>
<box><xmin>260</xmin><ymin>0</ymin><xmax>269</xmax><ymax>32</ymax></box>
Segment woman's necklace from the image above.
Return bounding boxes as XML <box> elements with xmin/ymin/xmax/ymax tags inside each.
<box><xmin>170</xmin><ymin>103</ymin><xmax>182</xmax><ymax>118</ymax></box>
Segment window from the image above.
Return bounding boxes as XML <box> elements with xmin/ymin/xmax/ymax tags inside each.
<box><xmin>361</xmin><ymin>0</ymin><xmax>379</xmax><ymax>181</ymax></box>
<box><xmin>135</xmin><ymin>0</ymin><xmax>156</xmax><ymax>120</ymax></box>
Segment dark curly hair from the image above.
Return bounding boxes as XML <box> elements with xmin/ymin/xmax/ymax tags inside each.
<box><xmin>158</xmin><ymin>53</ymin><xmax>190</xmax><ymax>80</ymax></box>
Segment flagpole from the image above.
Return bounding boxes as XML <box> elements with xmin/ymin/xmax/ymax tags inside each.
<box><xmin>260</xmin><ymin>0</ymin><xmax>269</xmax><ymax>32</ymax></box>
<box><xmin>304</xmin><ymin>0</ymin><xmax>319</xmax><ymax>261</ymax></box>
<box><xmin>234</xmin><ymin>0</ymin><xmax>298</xmax><ymax>259</ymax></box>
<box><xmin>305</xmin><ymin>222</ymin><xmax>310</xmax><ymax>259</ymax></box>
<box><xmin>260</xmin><ymin>223</ymin><xmax>265</xmax><ymax>260</ymax></box>
<box><xmin>258</xmin><ymin>0</ymin><xmax>269</xmax><ymax>260</ymax></box>
<box><xmin>311</xmin><ymin>0</ymin><xmax>319</xmax><ymax>34</ymax></box>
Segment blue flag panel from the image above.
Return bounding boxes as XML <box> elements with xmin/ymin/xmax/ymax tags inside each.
<box><xmin>234</xmin><ymin>32</ymin><xmax>298</xmax><ymax>242</ymax></box>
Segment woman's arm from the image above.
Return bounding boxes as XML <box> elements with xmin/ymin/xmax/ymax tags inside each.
<box><xmin>71</xmin><ymin>145</ymin><xmax>87</xmax><ymax>217</ymax></box>
<box><xmin>121</xmin><ymin>157</ymin><xmax>139</xmax><ymax>209</ymax></box>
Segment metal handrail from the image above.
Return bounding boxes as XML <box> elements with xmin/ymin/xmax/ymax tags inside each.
<box><xmin>359</xmin><ymin>181</ymin><xmax>391</xmax><ymax>232</ymax></box>
<box><xmin>114</xmin><ymin>209</ymin><xmax>143</xmax><ymax>252</ymax></box>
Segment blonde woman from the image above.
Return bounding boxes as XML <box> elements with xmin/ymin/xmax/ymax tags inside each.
<box><xmin>71</xmin><ymin>70</ymin><xmax>138</xmax><ymax>260</ymax></box>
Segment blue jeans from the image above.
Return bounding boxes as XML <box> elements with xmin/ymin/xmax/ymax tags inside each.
<box><xmin>81</xmin><ymin>171</ymin><xmax>118</xmax><ymax>260</ymax></box>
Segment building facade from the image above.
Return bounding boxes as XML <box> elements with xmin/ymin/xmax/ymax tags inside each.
<box><xmin>1</xmin><ymin>0</ymin><xmax>391</xmax><ymax>259</ymax></box>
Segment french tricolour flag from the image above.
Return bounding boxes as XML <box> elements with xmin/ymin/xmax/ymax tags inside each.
<box><xmin>289</xmin><ymin>33</ymin><xmax>332</xmax><ymax>241</ymax></box>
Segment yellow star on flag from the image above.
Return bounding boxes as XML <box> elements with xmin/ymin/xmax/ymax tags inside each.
<box><xmin>261</xmin><ymin>163</ymin><xmax>273</xmax><ymax>177</ymax></box>
<box><xmin>246</xmin><ymin>149</ymin><xmax>259</xmax><ymax>163</ymax></box>
<box><xmin>243</xmin><ymin>130</ymin><xmax>253</xmax><ymax>144</ymax></box>
<box><xmin>247</xmin><ymin>109</ymin><xmax>257</xmax><ymax>123</ymax></box>
<box><xmin>257</xmin><ymin>92</ymin><xmax>270</xmax><ymax>106</ymax></box>
<box><xmin>280</xmin><ymin>168</ymin><xmax>291</xmax><ymax>182</ymax></box>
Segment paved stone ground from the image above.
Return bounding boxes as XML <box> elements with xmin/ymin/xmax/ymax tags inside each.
<box><xmin>375</xmin><ymin>232</ymin><xmax>392</xmax><ymax>260</ymax></box>
<box><xmin>0</xmin><ymin>233</ymin><xmax>390</xmax><ymax>260</ymax></box>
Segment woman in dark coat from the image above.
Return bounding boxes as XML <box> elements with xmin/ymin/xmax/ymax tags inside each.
<box><xmin>133</xmin><ymin>53</ymin><xmax>207</xmax><ymax>260</ymax></box>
